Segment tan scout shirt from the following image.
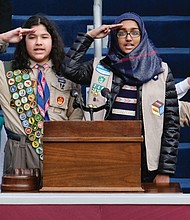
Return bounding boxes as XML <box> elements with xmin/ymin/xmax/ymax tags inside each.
<box><xmin>0</xmin><ymin>59</ymin><xmax>83</xmax><ymax>135</ymax></box>
<box><xmin>179</xmin><ymin>101</ymin><xmax>190</xmax><ymax>127</ymax></box>
<box><xmin>0</xmin><ymin>39</ymin><xmax>8</xmax><ymax>53</ymax></box>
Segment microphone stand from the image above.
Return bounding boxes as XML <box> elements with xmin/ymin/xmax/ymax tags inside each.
<box><xmin>73</xmin><ymin>98</ymin><xmax>110</xmax><ymax>121</ymax></box>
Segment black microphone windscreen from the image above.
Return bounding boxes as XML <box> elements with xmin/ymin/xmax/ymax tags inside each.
<box><xmin>101</xmin><ymin>88</ymin><xmax>111</xmax><ymax>99</ymax></box>
<box><xmin>70</xmin><ymin>88</ymin><xmax>79</xmax><ymax>98</ymax></box>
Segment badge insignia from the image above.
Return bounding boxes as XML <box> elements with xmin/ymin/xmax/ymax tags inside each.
<box><xmin>28</xmin><ymin>94</ymin><xmax>35</xmax><ymax>102</ymax></box>
<box><xmin>35</xmin><ymin>130</ymin><xmax>41</xmax><ymax>138</ymax></box>
<box><xmin>96</xmin><ymin>64</ymin><xmax>110</xmax><ymax>76</ymax></box>
<box><xmin>10</xmin><ymin>85</ymin><xmax>17</xmax><ymax>93</ymax></box>
<box><xmin>25</xmin><ymin>127</ymin><xmax>32</xmax><ymax>135</ymax></box>
<box><xmin>26</xmin><ymin>110</ymin><xmax>33</xmax><ymax>117</ymax></box>
<box><xmin>19</xmin><ymin>113</ymin><xmax>27</xmax><ymax>121</ymax></box>
<box><xmin>28</xmin><ymin>133</ymin><xmax>36</xmax><ymax>141</ymax></box>
<box><xmin>32</xmin><ymin>107</ymin><xmax>39</xmax><ymax>115</ymax></box>
<box><xmin>6</xmin><ymin>71</ymin><xmax>13</xmax><ymax>78</ymax></box>
<box><xmin>40</xmin><ymin>154</ymin><xmax>43</xmax><ymax>160</ymax></box>
<box><xmin>26</xmin><ymin>87</ymin><xmax>33</xmax><ymax>95</ymax></box>
<box><xmin>29</xmin><ymin>117</ymin><xmax>35</xmax><ymax>125</ymax></box>
<box><xmin>21</xmin><ymin>96</ymin><xmax>28</xmax><ymax>104</ymax></box>
<box><xmin>92</xmin><ymin>83</ymin><xmax>104</xmax><ymax>93</ymax></box>
<box><xmin>57</xmin><ymin>96</ymin><xmax>64</xmax><ymax>105</ymax></box>
<box><xmin>87</xmin><ymin>104</ymin><xmax>98</xmax><ymax>108</ymax></box>
<box><xmin>24</xmin><ymin>80</ymin><xmax>32</xmax><ymax>87</ymax></box>
<box><xmin>152</xmin><ymin>100</ymin><xmax>164</xmax><ymax>116</ymax></box>
<box><xmin>8</xmin><ymin>78</ymin><xmax>15</xmax><ymax>85</ymax></box>
<box><xmin>15</xmin><ymin>99</ymin><xmax>22</xmax><ymax>107</ymax></box>
<box><xmin>36</xmin><ymin>146</ymin><xmax>43</xmax><ymax>154</ymax></box>
<box><xmin>21</xmin><ymin>69</ymin><xmax>28</xmax><ymax>74</ymax></box>
<box><xmin>13</xmin><ymin>69</ymin><xmax>21</xmax><ymax>76</ymax></box>
<box><xmin>32</xmin><ymin>141</ymin><xmax>39</xmax><ymax>148</ymax></box>
<box><xmin>38</xmin><ymin>121</ymin><xmax>43</xmax><ymax>129</ymax></box>
<box><xmin>24</xmin><ymin>103</ymin><xmax>30</xmax><ymax>111</ymax></box>
<box><xmin>22</xmin><ymin>74</ymin><xmax>30</xmax><ymax>80</ymax></box>
<box><xmin>19</xmin><ymin>89</ymin><xmax>26</xmax><ymax>97</ymax></box>
<box><xmin>10</xmin><ymin>99</ymin><xmax>15</xmax><ymax>108</ymax></box>
<box><xmin>98</xmin><ymin>76</ymin><xmax>106</xmax><ymax>84</ymax></box>
<box><xmin>13</xmin><ymin>92</ymin><xmax>19</xmax><ymax>100</ymax></box>
<box><xmin>15</xmin><ymin>75</ymin><xmax>22</xmax><ymax>83</ymax></box>
<box><xmin>17</xmin><ymin>82</ymin><xmax>24</xmax><ymax>90</ymax></box>
<box><xmin>35</xmin><ymin>114</ymin><xmax>43</xmax><ymax>122</ymax></box>
<box><xmin>58</xmin><ymin>77</ymin><xmax>66</xmax><ymax>89</ymax></box>
<box><xmin>32</xmin><ymin>124</ymin><xmax>38</xmax><ymax>131</ymax></box>
<box><xmin>22</xmin><ymin>119</ymin><xmax>29</xmax><ymax>127</ymax></box>
<box><xmin>30</xmin><ymin>101</ymin><xmax>37</xmax><ymax>108</ymax></box>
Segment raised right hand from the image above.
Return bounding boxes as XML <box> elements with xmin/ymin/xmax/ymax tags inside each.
<box><xmin>87</xmin><ymin>23</ymin><xmax>123</xmax><ymax>39</ymax></box>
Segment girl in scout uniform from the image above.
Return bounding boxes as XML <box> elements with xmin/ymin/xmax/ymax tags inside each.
<box><xmin>62</xmin><ymin>12</ymin><xmax>180</xmax><ymax>183</ymax></box>
<box><xmin>0</xmin><ymin>15</ymin><xmax>83</xmax><ymax>183</ymax></box>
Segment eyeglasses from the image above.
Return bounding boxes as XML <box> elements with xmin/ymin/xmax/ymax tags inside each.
<box><xmin>117</xmin><ymin>30</ymin><xmax>141</xmax><ymax>39</ymax></box>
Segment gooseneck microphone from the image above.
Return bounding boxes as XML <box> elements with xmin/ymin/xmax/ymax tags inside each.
<box><xmin>70</xmin><ymin>88</ymin><xmax>79</xmax><ymax>98</ymax></box>
<box><xmin>70</xmin><ymin>88</ymin><xmax>112</xmax><ymax>120</ymax></box>
<box><xmin>70</xmin><ymin>88</ymin><xmax>86</xmax><ymax>117</ymax></box>
<box><xmin>101</xmin><ymin>88</ymin><xmax>112</xmax><ymax>99</ymax></box>
<box><xmin>101</xmin><ymin>88</ymin><xmax>112</xmax><ymax>119</ymax></box>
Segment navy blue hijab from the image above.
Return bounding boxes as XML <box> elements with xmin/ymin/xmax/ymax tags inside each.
<box><xmin>107</xmin><ymin>12</ymin><xmax>163</xmax><ymax>86</ymax></box>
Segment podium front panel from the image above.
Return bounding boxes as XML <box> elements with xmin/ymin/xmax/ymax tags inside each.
<box><xmin>42</xmin><ymin>121</ymin><xmax>143</xmax><ymax>192</ymax></box>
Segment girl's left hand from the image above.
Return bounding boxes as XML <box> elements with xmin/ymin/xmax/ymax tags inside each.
<box><xmin>153</xmin><ymin>174</ymin><xmax>170</xmax><ymax>184</ymax></box>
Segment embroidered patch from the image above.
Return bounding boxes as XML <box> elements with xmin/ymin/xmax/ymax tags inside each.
<box><xmin>98</xmin><ymin>76</ymin><xmax>106</xmax><ymax>84</ymax></box>
<box><xmin>53</xmin><ymin>108</ymin><xmax>62</xmax><ymax>114</ymax></box>
<box><xmin>152</xmin><ymin>100</ymin><xmax>164</xmax><ymax>116</ymax></box>
<box><xmin>92</xmin><ymin>83</ymin><xmax>104</xmax><ymax>93</ymax></box>
<box><xmin>57</xmin><ymin>96</ymin><xmax>64</xmax><ymax>105</ymax></box>
<box><xmin>96</xmin><ymin>64</ymin><xmax>110</xmax><ymax>76</ymax></box>
<box><xmin>5</xmin><ymin>68</ymin><xmax>44</xmax><ymax>161</ymax></box>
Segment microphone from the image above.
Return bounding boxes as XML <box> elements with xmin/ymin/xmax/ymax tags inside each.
<box><xmin>101</xmin><ymin>88</ymin><xmax>112</xmax><ymax>99</ymax></box>
<box><xmin>70</xmin><ymin>88</ymin><xmax>87</xmax><ymax>120</ymax></box>
<box><xmin>70</xmin><ymin>88</ymin><xmax>79</xmax><ymax>98</ymax></box>
<box><xmin>70</xmin><ymin>88</ymin><xmax>81</xmax><ymax>109</ymax></box>
<box><xmin>70</xmin><ymin>88</ymin><xmax>113</xmax><ymax>121</ymax></box>
<box><xmin>101</xmin><ymin>87</ymin><xmax>112</xmax><ymax>119</ymax></box>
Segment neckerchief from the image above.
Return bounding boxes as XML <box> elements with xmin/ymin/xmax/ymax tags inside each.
<box><xmin>34</xmin><ymin>64</ymin><xmax>50</xmax><ymax>120</ymax></box>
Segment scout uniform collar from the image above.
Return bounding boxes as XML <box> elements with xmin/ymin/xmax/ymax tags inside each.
<box><xmin>30</xmin><ymin>59</ymin><xmax>53</xmax><ymax>70</ymax></box>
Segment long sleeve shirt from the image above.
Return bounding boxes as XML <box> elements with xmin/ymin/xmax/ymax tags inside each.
<box><xmin>175</xmin><ymin>78</ymin><xmax>190</xmax><ymax>100</ymax></box>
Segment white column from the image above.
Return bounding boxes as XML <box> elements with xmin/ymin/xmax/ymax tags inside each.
<box><xmin>93</xmin><ymin>0</ymin><xmax>102</xmax><ymax>57</ymax></box>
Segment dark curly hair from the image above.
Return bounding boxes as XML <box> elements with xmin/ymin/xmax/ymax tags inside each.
<box><xmin>12</xmin><ymin>15</ymin><xmax>65</xmax><ymax>75</ymax></box>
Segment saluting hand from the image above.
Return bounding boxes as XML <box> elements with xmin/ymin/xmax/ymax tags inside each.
<box><xmin>87</xmin><ymin>23</ymin><xmax>123</xmax><ymax>39</ymax></box>
<box><xmin>0</xmin><ymin>27</ymin><xmax>36</xmax><ymax>43</ymax></box>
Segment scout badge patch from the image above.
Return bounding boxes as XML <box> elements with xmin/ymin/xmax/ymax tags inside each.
<box><xmin>6</xmin><ymin>68</ymin><xmax>44</xmax><ymax>160</ymax></box>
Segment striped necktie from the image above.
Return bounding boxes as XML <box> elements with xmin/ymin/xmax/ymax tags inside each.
<box><xmin>35</xmin><ymin>64</ymin><xmax>50</xmax><ymax>120</ymax></box>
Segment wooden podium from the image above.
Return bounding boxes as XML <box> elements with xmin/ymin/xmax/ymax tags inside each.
<box><xmin>41</xmin><ymin>120</ymin><xmax>144</xmax><ymax>192</ymax></box>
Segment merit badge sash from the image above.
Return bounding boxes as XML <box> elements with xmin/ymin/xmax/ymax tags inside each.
<box><xmin>142</xmin><ymin>61</ymin><xmax>168</xmax><ymax>171</ymax></box>
<box><xmin>85</xmin><ymin>57</ymin><xmax>113</xmax><ymax>120</ymax></box>
<box><xmin>6</xmin><ymin>68</ymin><xmax>44</xmax><ymax>160</ymax></box>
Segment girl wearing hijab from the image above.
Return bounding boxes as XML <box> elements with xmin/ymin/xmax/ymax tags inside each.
<box><xmin>62</xmin><ymin>12</ymin><xmax>180</xmax><ymax>183</ymax></box>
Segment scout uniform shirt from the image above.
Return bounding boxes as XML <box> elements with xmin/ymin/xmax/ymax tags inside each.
<box><xmin>0</xmin><ymin>39</ymin><xmax>8</xmax><ymax>54</ymax></box>
<box><xmin>0</xmin><ymin>59</ymin><xmax>83</xmax><ymax>136</ymax></box>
